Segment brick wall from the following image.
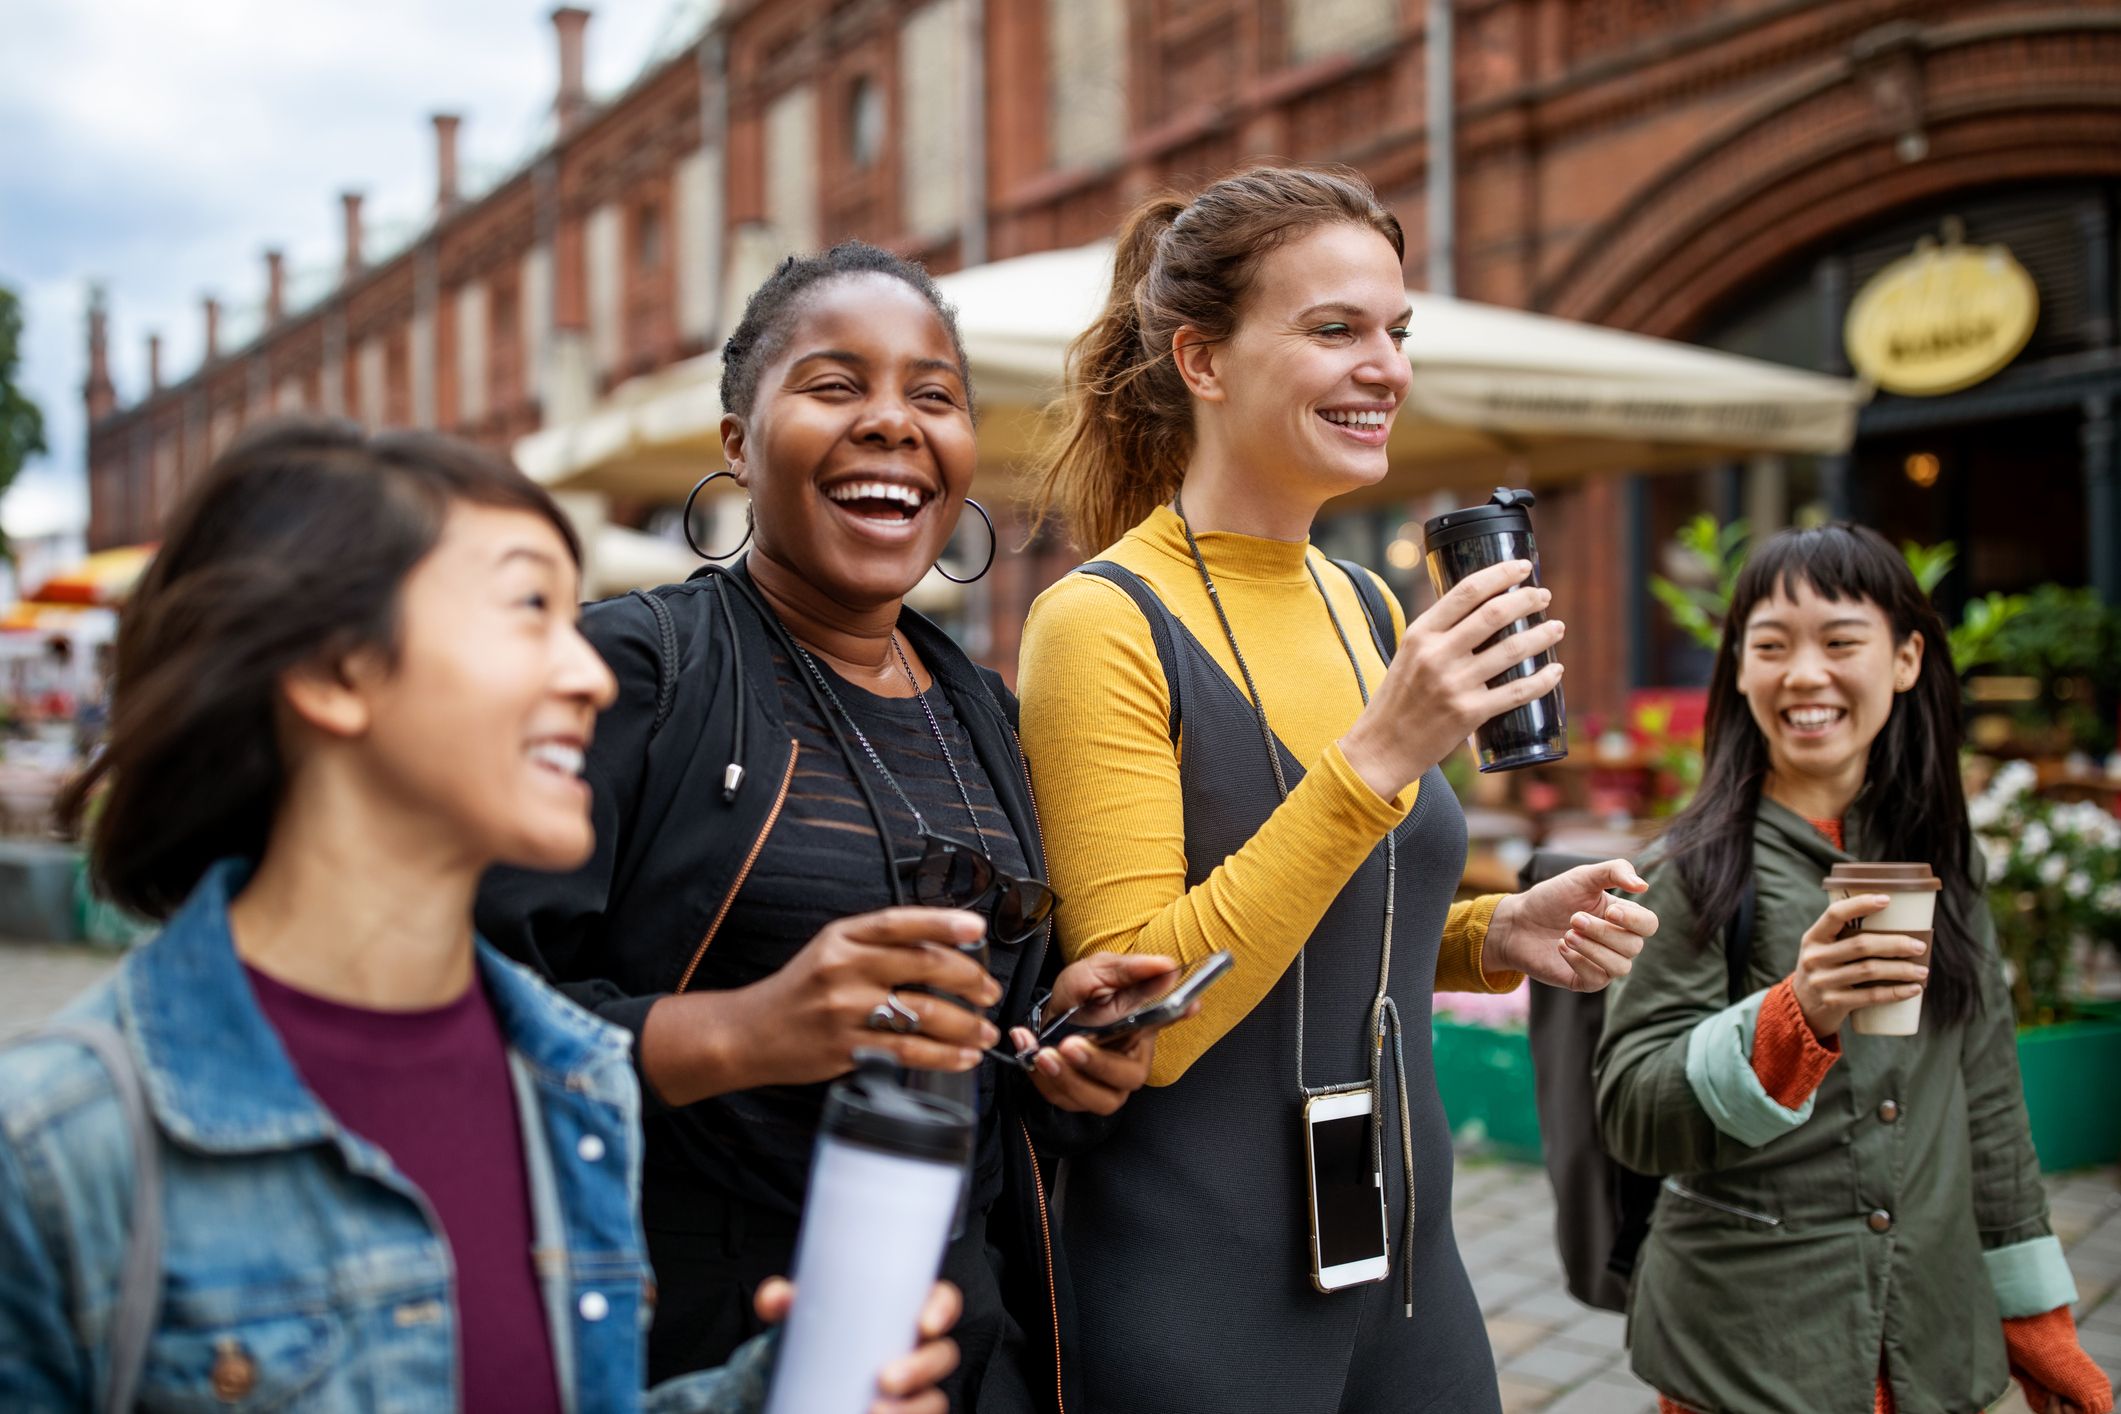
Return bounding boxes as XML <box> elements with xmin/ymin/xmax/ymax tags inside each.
<box><xmin>82</xmin><ymin>0</ymin><xmax>2121</xmax><ymax>713</ymax></box>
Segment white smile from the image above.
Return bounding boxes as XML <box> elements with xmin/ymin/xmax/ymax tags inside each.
<box><xmin>1319</xmin><ymin>409</ymin><xmax>1390</xmax><ymax>428</ymax></box>
<box><xmin>824</xmin><ymin>481</ymin><xmax>932</xmax><ymax>518</ymax></box>
<box><xmin>529</xmin><ymin>742</ymin><xmax>586</xmax><ymax>777</ymax></box>
<box><xmin>1780</xmin><ymin>706</ymin><xmax>1846</xmax><ymax>734</ymax></box>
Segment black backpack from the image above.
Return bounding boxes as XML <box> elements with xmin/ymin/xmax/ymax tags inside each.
<box><xmin>1523</xmin><ymin>848</ymin><xmax>1755</xmax><ymax>1312</ymax></box>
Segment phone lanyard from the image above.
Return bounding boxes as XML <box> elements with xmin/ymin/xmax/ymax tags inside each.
<box><xmin>1173</xmin><ymin>497</ymin><xmax>1419</xmax><ymax>1316</ymax></box>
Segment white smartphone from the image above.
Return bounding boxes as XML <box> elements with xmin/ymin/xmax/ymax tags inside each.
<box><xmin>1303</xmin><ymin>1088</ymin><xmax>1390</xmax><ymax>1292</ymax></box>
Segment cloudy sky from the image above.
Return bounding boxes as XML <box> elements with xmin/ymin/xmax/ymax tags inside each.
<box><xmin>0</xmin><ymin>0</ymin><xmax>701</xmax><ymax>540</ymax></box>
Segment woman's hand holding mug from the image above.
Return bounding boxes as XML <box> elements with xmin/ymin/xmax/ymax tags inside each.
<box><xmin>1789</xmin><ymin>894</ymin><xmax>1929</xmax><ymax>1040</ymax></box>
<box><xmin>753</xmin><ymin>1276</ymin><xmax>962</xmax><ymax>1414</ymax></box>
<box><xmin>1338</xmin><ymin>559</ymin><xmax>1566</xmax><ymax>803</ymax></box>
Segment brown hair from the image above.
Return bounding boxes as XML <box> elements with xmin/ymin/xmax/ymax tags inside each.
<box><xmin>62</xmin><ymin>417</ymin><xmax>581</xmax><ymax>921</ymax></box>
<box><xmin>1027</xmin><ymin>164</ymin><xmax>1404</xmax><ymax>552</ymax></box>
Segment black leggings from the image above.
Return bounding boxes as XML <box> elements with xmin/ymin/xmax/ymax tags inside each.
<box><xmin>642</xmin><ymin>1183</ymin><xmax>1034</xmax><ymax>1412</ymax></box>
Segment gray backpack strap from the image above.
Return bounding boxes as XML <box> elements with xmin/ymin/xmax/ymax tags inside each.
<box><xmin>1328</xmin><ymin>558</ymin><xmax>1398</xmax><ymax>665</ymax></box>
<box><xmin>1077</xmin><ymin>562</ymin><xmax>1182</xmax><ymax>745</ymax></box>
<box><xmin>24</xmin><ymin>1021</ymin><xmax>162</xmax><ymax>1414</ymax></box>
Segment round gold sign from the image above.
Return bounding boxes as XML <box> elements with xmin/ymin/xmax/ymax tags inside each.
<box><xmin>1844</xmin><ymin>241</ymin><xmax>2038</xmax><ymax>396</ymax></box>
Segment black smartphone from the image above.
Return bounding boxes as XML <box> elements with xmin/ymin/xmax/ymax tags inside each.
<box><xmin>1036</xmin><ymin>950</ymin><xmax>1234</xmax><ymax>1050</ymax></box>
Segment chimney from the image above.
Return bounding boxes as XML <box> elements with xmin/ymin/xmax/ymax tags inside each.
<box><xmin>147</xmin><ymin>333</ymin><xmax>162</xmax><ymax>394</ymax></box>
<box><xmin>84</xmin><ymin>285</ymin><xmax>115</xmax><ymax>421</ymax></box>
<box><xmin>265</xmin><ymin>248</ymin><xmax>286</xmax><ymax>325</ymax></box>
<box><xmin>203</xmin><ymin>295</ymin><xmax>221</xmax><ymax>362</ymax></box>
<box><xmin>551</xmin><ymin>7</ymin><xmax>591</xmax><ymax>132</ymax></box>
<box><xmin>342</xmin><ymin>191</ymin><xmax>365</xmax><ymax>281</ymax></box>
<box><xmin>432</xmin><ymin>113</ymin><xmax>463</xmax><ymax>214</ymax></box>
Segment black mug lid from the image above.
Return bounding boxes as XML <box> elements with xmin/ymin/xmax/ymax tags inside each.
<box><xmin>820</xmin><ymin>1052</ymin><xmax>975</xmax><ymax>1164</ymax></box>
<box><xmin>1422</xmin><ymin>487</ymin><xmax>1538</xmax><ymax>554</ymax></box>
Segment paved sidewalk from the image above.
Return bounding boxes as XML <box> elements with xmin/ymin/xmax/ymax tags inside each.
<box><xmin>1454</xmin><ymin>1156</ymin><xmax>2121</xmax><ymax>1413</ymax></box>
<box><xmin>5</xmin><ymin>939</ymin><xmax>2118</xmax><ymax>1412</ymax></box>
<box><xmin>0</xmin><ymin>939</ymin><xmax>119</xmax><ymax>1042</ymax></box>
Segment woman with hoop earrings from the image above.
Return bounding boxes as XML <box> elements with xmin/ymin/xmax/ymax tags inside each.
<box><xmin>478</xmin><ymin>243</ymin><xmax>1169</xmax><ymax>1412</ymax></box>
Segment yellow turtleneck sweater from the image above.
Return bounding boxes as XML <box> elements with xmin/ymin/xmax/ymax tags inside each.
<box><xmin>1017</xmin><ymin>507</ymin><xmax>1518</xmax><ymax>1086</ymax></box>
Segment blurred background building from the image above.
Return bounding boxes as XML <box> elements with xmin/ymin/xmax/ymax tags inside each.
<box><xmin>78</xmin><ymin>0</ymin><xmax>2121</xmax><ymax>735</ymax></box>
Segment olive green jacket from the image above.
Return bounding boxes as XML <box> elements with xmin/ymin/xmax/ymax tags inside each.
<box><xmin>1593</xmin><ymin>796</ymin><xmax>2075</xmax><ymax>1414</ymax></box>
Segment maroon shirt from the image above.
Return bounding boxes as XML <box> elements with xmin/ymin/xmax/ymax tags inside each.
<box><xmin>247</xmin><ymin>964</ymin><xmax>562</xmax><ymax>1414</ymax></box>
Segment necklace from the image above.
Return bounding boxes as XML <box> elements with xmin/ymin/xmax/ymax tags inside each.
<box><xmin>790</xmin><ymin>634</ymin><xmax>986</xmax><ymax>847</ymax></box>
<box><xmin>1171</xmin><ymin>494</ymin><xmax>1419</xmax><ymax>1316</ymax></box>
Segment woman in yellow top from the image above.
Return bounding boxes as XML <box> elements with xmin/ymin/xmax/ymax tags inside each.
<box><xmin>1017</xmin><ymin>165</ymin><xmax>1661</xmax><ymax>1414</ymax></box>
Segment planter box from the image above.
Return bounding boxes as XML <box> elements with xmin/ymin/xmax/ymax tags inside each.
<box><xmin>1434</xmin><ymin>1004</ymin><xmax>2121</xmax><ymax>1174</ymax></box>
<box><xmin>2017</xmin><ymin>1001</ymin><xmax>2121</xmax><ymax>1173</ymax></box>
<box><xmin>1432</xmin><ymin>1019</ymin><xmax>1541</xmax><ymax>1162</ymax></box>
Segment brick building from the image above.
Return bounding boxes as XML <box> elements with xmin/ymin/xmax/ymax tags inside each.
<box><xmin>82</xmin><ymin>0</ymin><xmax>2121</xmax><ymax>723</ymax></box>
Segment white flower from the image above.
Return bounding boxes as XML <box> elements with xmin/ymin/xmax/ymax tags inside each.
<box><xmin>2066</xmin><ymin>872</ymin><xmax>2092</xmax><ymax>900</ymax></box>
<box><xmin>1968</xmin><ymin>795</ymin><xmax>2004</xmax><ymax>831</ymax></box>
<box><xmin>2023</xmin><ymin>823</ymin><xmax>2053</xmax><ymax>858</ymax></box>
<box><xmin>1993</xmin><ymin>760</ymin><xmax>2038</xmax><ymax>799</ymax></box>
<box><xmin>1980</xmin><ymin>838</ymin><xmax>2012</xmax><ymax>878</ymax></box>
<box><xmin>2097</xmin><ymin>884</ymin><xmax>2121</xmax><ymax>915</ymax></box>
<box><xmin>2038</xmin><ymin>855</ymin><xmax>2067</xmax><ymax>887</ymax></box>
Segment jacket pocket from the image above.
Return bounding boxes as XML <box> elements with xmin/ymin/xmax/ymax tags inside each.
<box><xmin>139</xmin><ymin>1310</ymin><xmax>343</xmax><ymax>1412</ymax></box>
<box><xmin>1660</xmin><ymin>1176</ymin><xmax>1782</xmax><ymax>1227</ymax></box>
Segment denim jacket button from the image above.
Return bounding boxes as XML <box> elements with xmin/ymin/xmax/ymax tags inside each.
<box><xmin>210</xmin><ymin>1337</ymin><xmax>257</xmax><ymax>1400</ymax></box>
<box><xmin>577</xmin><ymin>1134</ymin><xmax>606</xmax><ymax>1162</ymax></box>
<box><xmin>579</xmin><ymin>1291</ymin><xmax>610</xmax><ymax>1322</ymax></box>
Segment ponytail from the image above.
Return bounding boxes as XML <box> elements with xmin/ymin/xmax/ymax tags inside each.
<box><xmin>1025</xmin><ymin>165</ymin><xmax>1404</xmax><ymax>553</ymax></box>
<box><xmin>1028</xmin><ymin>196</ymin><xmax>1191</xmax><ymax>553</ymax></box>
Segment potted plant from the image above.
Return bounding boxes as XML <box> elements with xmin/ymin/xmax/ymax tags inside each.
<box><xmin>1969</xmin><ymin>759</ymin><xmax>2121</xmax><ymax>1170</ymax></box>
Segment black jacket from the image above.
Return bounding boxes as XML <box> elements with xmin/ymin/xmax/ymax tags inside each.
<box><xmin>476</xmin><ymin>562</ymin><xmax>1086</xmax><ymax>1412</ymax></box>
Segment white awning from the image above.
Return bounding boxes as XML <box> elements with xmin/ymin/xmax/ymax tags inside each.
<box><xmin>519</xmin><ymin>240</ymin><xmax>1866</xmax><ymax>499</ymax></box>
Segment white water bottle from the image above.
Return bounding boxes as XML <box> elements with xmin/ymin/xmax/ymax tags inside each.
<box><xmin>764</xmin><ymin>1053</ymin><xmax>973</xmax><ymax>1414</ymax></box>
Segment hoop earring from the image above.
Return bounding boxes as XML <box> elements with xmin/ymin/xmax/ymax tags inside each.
<box><xmin>934</xmin><ymin>497</ymin><xmax>996</xmax><ymax>584</ymax></box>
<box><xmin>683</xmin><ymin>471</ymin><xmax>752</xmax><ymax>561</ymax></box>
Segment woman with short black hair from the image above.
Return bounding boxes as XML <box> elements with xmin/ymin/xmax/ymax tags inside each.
<box><xmin>0</xmin><ymin>419</ymin><xmax>958</xmax><ymax>1414</ymax></box>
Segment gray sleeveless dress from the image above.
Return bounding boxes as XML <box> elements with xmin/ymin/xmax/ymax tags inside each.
<box><xmin>1059</xmin><ymin>564</ymin><xmax>1500</xmax><ymax>1414</ymax></box>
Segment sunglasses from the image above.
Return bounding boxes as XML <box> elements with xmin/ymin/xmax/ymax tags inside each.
<box><xmin>897</xmin><ymin>832</ymin><xmax>1058</xmax><ymax>946</ymax></box>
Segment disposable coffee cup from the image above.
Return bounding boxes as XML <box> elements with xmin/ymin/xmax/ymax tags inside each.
<box><xmin>1823</xmin><ymin>862</ymin><xmax>1942</xmax><ymax>1036</ymax></box>
<box><xmin>1422</xmin><ymin>488</ymin><xmax>1568</xmax><ymax>772</ymax></box>
<box><xmin>764</xmin><ymin>1054</ymin><xmax>973</xmax><ymax>1414</ymax></box>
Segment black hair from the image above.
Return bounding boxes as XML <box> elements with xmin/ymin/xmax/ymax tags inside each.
<box><xmin>60</xmin><ymin>417</ymin><xmax>581</xmax><ymax>921</ymax></box>
<box><xmin>717</xmin><ymin>240</ymin><xmax>971</xmax><ymax>420</ymax></box>
<box><xmin>1657</xmin><ymin>522</ymin><xmax>1982</xmax><ymax>1027</ymax></box>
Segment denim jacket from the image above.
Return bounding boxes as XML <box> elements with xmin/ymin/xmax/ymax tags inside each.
<box><xmin>0</xmin><ymin>860</ymin><xmax>772</xmax><ymax>1413</ymax></box>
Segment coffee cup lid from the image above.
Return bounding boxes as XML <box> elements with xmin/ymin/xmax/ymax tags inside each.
<box><xmin>1421</xmin><ymin>487</ymin><xmax>1537</xmax><ymax>554</ymax></box>
<box><xmin>822</xmin><ymin>1054</ymin><xmax>975</xmax><ymax>1164</ymax></box>
<box><xmin>1823</xmin><ymin>862</ymin><xmax>1942</xmax><ymax>892</ymax></box>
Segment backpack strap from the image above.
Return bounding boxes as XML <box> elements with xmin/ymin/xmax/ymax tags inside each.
<box><xmin>11</xmin><ymin>1021</ymin><xmax>163</xmax><ymax>1414</ymax></box>
<box><xmin>1725</xmin><ymin>874</ymin><xmax>1760</xmax><ymax>1005</ymax></box>
<box><xmin>1328</xmin><ymin>558</ymin><xmax>1397</xmax><ymax>665</ymax></box>
<box><xmin>627</xmin><ymin>588</ymin><xmax>680</xmax><ymax>741</ymax></box>
<box><xmin>1077</xmin><ymin>562</ymin><xmax>1183</xmax><ymax>747</ymax></box>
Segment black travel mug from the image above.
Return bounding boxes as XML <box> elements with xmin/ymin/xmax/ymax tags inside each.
<box><xmin>1421</xmin><ymin>487</ymin><xmax>1568</xmax><ymax>773</ymax></box>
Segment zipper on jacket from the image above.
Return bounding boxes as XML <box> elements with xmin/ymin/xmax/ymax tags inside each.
<box><xmin>1009</xmin><ymin>733</ymin><xmax>1065</xmax><ymax>1413</ymax></box>
<box><xmin>1011</xmin><ymin>732</ymin><xmax>1057</xmax><ymax>959</ymax></box>
<box><xmin>1019</xmin><ymin>1118</ymin><xmax>1066</xmax><ymax>1414</ymax></box>
<box><xmin>677</xmin><ymin>739</ymin><xmax>798</xmax><ymax>993</ymax></box>
<box><xmin>1661</xmin><ymin>1176</ymin><xmax>1781</xmax><ymax>1227</ymax></box>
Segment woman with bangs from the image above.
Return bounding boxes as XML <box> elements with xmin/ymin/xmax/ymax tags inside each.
<box><xmin>1595</xmin><ymin>523</ymin><xmax>2111</xmax><ymax>1414</ymax></box>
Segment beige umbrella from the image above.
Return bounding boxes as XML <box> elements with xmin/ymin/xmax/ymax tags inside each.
<box><xmin>517</xmin><ymin>241</ymin><xmax>1867</xmax><ymax>502</ymax></box>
